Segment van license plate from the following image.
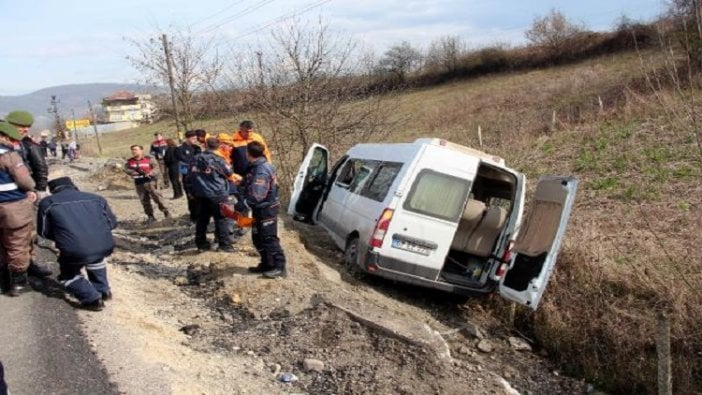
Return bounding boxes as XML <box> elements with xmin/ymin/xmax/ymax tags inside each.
<box><xmin>392</xmin><ymin>238</ymin><xmax>430</xmax><ymax>256</ymax></box>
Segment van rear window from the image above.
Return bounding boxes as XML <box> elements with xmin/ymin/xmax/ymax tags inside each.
<box><xmin>403</xmin><ymin>169</ymin><xmax>471</xmax><ymax>222</ymax></box>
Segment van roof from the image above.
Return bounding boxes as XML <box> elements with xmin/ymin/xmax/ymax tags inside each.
<box><xmin>413</xmin><ymin>138</ymin><xmax>505</xmax><ymax>166</ymax></box>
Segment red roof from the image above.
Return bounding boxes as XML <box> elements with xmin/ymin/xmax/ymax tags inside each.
<box><xmin>105</xmin><ymin>90</ymin><xmax>136</xmax><ymax>101</ymax></box>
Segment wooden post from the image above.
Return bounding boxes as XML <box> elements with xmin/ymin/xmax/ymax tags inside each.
<box><xmin>657</xmin><ymin>311</ymin><xmax>672</xmax><ymax>395</ymax></box>
<box><xmin>87</xmin><ymin>100</ymin><xmax>103</xmax><ymax>155</ymax></box>
<box><xmin>551</xmin><ymin>110</ymin><xmax>557</xmax><ymax>130</ymax></box>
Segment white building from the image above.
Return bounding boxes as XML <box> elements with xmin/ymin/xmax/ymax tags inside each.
<box><xmin>102</xmin><ymin>91</ymin><xmax>157</xmax><ymax>123</ymax></box>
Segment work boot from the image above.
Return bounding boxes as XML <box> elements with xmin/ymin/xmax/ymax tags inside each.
<box><xmin>101</xmin><ymin>291</ymin><xmax>113</xmax><ymax>301</ymax></box>
<box><xmin>262</xmin><ymin>268</ymin><xmax>287</xmax><ymax>279</ymax></box>
<box><xmin>82</xmin><ymin>298</ymin><xmax>105</xmax><ymax>311</ymax></box>
<box><xmin>27</xmin><ymin>260</ymin><xmax>52</xmax><ymax>278</ymax></box>
<box><xmin>164</xmin><ymin>210</ymin><xmax>171</xmax><ymax>219</ymax></box>
<box><xmin>146</xmin><ymin>215</ymin><xmax>157</xmax><ymax>223</ymax></box>
<box><xmin>247</xmin><ymin>264</ymin><xmax>268</xmax><ymax>274</ymax></box>
<box><xmin>7</xmin><ymin>271</ymin><xmax>29</xmax><ymax>297</ymax></box>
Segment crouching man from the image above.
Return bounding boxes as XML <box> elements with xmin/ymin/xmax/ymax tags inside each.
<box><xmin>37</xmin><ymin>177</ymin><xmax>118</xmax><ymax>311</ymax></box>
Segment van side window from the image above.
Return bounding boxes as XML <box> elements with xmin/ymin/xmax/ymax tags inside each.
<box><xmin>349</xmin><ymin>164</ymin><xmax>375</xmax><ymax>193</ymax></box>
<box><xmin>360</xmin><ymin>162</ymin><xmax>403</xmax><ymax>202</ymax></box>
<box><xmin>335</xmin><ymin>160</ymin><xmax>358</xmax><ymax>186</ymax></box>
<box><xmin>404</xmin><ymin>169</ymin><xmax>471</xmax><ymax>222</ymax></box>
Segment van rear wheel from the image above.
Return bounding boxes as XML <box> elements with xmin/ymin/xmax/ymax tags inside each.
<box><xmin>343</xmin><ymin>237</ymin><xmax>365</xmax><ymax>279</ymax></box>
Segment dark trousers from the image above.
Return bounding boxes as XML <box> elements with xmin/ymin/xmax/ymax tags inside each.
<box><xmin>0</xmin><ymin>361</ymin><xmax>6</xmax><ymax>395</ymax></box>
<box><xmin>183</xmin><ymin>176</ymin><xmax>199</xmax><ymax>222</ymax></box>
<box><xmin>135</xmin><ymin>181</ymin><xmax>168</xmax><ymax>217</ymax></box>
<box><xmin>156</xmin><ymin>159</ymin><xmax>170</xmax><ymax>188</ymax></box>
<box><xmin>252</xmin><ymin>206</ymin><xmax>286</xmax><ymax>271</ymax></box>
<box><xmin>194</xmin><ymin>197</ymin><xmax>232</xmax><ymax>248</ymax></box>
<box><xmin>58</xmin><ymin>258</ymin><xmax>110</xmax><ymax>304</ymax></box>
<box><xmin>168</xmin><ymin>165</ymin><xmax>183</xmax><ymax>198</ymax></box>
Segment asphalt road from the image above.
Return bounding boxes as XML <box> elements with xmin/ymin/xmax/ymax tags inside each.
<box><xmin>0</xmin><ymin>249</ymin><xmax>116</xmax><ymax>395</ymax></box>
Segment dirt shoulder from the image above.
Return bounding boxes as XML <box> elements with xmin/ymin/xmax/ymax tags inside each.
<box><xmin>56</xmin><ymin>158</ymin><xmax>586</xmax><ymax>394</ymax></box>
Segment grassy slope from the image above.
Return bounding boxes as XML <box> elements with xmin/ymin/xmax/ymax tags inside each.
<box><xmin>80</xmin><ymin>49</ymin><xmax>701</xmax><ymax>393</ymax></box>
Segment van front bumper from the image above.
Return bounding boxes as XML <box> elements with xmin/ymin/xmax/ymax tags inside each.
<box><xmin>364</xmin><ymin>250</ymin><xmax>495</xmax><ymax>297</ymax></box>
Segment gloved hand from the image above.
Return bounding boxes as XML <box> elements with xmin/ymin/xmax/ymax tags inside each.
<box><xmin>136</xmin><ymin>168</ymin><xmax>147</xmax><ymax>176</ymax></box>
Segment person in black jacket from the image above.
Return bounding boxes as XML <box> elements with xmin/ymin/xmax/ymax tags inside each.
<box><xmin>186</xmin><ymin>138</ymin><xmax>235</xmax><ymax>252</ymax></box>
<box><xmin>37</xmin><ymin>177</ymin><xmax>118</xmax><ymax>311</ymax></box>
<box><xmin>175</xmin><ymin>130</ymin><xmax>202</xmax><ymax>221</ymax></box>
<box><xmin>237</xmin><ymin>141</ymin><xmax>286</xmax><ymax>278</ymax></box>
<box><xmin>163</xmin><ymin>138</ymin><xmax>183</xmax><ymax>199</ymax></box>
<box><xmin>5</xmin><ymin>110</ymin><xmax>52</xmax><ymax>278</ymax></box>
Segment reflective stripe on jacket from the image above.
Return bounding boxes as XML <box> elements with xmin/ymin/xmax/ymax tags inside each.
<box><xmin>0</xmin><ymin>145</ymin><xmax>33</xmax><ymax>203</ymax></box>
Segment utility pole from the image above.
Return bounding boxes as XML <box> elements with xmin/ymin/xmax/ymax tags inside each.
<box><xmin>47</xmin><ymin>95</ymin><xmax>64</xmax><ymax>139</ymax></box>
<box><xmin>71</xmin><ymin>109</ymin><xmax>80</xmax><ymax>143</ymax></box>
<box><xmin>161</xmin><ymin>34</ymin><xmax>182</xmax><ymax>140</ymax></box>
<box><xmin>87</xmin><ymin>100</ymin><xmax>103</xmax><ymax>155</ymax></box>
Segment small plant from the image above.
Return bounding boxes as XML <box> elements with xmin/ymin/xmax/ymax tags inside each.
<box><xmin>590</xmin><ymin>176</ymin><xmax>620</xmax><ymax>191</ymax></box>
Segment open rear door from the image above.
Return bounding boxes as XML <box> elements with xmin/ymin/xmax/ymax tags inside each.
<box><xmin>287</xmin><ymin>143</ymin><xmax>329</xmax><ymax>223</ymax></box>
<box><xmin>499</xmin><ymin>176</ymin><xmax>578</xmax><ymax>310</ymax></box>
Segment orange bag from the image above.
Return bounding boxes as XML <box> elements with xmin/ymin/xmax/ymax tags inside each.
<box><xmin>219</xmin><ymin>202</ymin><xmax>255</xmax><ymax>228</ymax></box>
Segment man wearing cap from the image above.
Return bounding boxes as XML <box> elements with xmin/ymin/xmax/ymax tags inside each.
<box><xmin>38</xmin><ymin>177</ymin><xmax>117</xmax><ymax>311</ymax></box>
<box><xmin>0</xmin><ymin>121</ymin><xmax>37</xmax><ymax>296</ymax></box>
<box><xmin>5</xmin><ymin>110</ymin><xmax>52</xmax><ymax>278</ymax></box>
<box><xmin>5</xmin><ymin>111</ymin><xmax>48</xmax><ymax>192</ymax></box>
<box><xmin>149</xmin><ymin>132</ymin><xmax>170</xmax><ymax>189</ymax></box>
<box><xmin>124</xmin><ymin>145</ymin><xmax>170</xmax><ymax>222</ymax></box>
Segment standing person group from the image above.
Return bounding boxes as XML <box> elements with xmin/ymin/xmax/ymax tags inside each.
<box><xmin>160</xmin><ymin>120</ymin><xmax>286</xmax><ymax>278</ymax></box>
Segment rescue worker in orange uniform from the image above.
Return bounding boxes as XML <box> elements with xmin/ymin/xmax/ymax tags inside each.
<box><xmin>230</xmin><ymin>120</ymin><xmax>271</xmax><ymax>176</ymax></box>
<box><xmin>124</xmin><ymin>145</ymin><xmax>170</xmax><ymax>222</ymax></box>
<box><xmin>0</xmin><ymin>121</ymin><xmax>37</xmax><ymax>296</ymax></box>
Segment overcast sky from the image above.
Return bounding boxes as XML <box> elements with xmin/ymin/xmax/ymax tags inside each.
<box><xmin>0</xmin><ymin>0</ymin><xmax>667</xmax><ymax>95</ymax></box>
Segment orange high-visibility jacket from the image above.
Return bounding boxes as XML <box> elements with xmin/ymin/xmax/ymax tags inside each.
<box><xmin>230</xmin><ymin>131</ymin><xmax>271</xmax><ymax>176</ymax></box>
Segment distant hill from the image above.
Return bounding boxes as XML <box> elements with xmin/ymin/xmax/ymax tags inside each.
<box><xmin>0</xmin><ymin>83</ymin><xmax>157</xmax><ymax>130</ymax></box>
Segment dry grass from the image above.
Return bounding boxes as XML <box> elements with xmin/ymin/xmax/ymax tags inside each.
<box><xmin>79</xmin><ymin>48</ymin><xmax>701</xmax><ymax>393</ymax></box>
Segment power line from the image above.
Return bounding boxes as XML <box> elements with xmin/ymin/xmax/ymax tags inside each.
<box><xmin>196</xmin><ymin>0</ymin><xmax>279</xmax><ymax>35</ymax></box>
<box><xmin>226</xmin><ymin>0</ymin><xmax>334</xmax><ymax>41</ymax></box>
<box><xmin>189</xmin><ymin>0</ymin><xmax>249</xmax><ymax>28</ymax></box>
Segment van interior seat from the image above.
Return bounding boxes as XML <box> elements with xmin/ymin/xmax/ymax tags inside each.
<box><xmin>451</xmin><ymin>199</ymin><xmax>486</xmax><ymax>251</ymax></box>
<box><xmin>462</xmin><ymin>205</ymin><xmax>508</xmax><ymax>258</ymax></box>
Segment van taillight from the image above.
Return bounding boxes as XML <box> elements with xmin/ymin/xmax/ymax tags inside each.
<box><xmin>496</xmin><ymin>240</ymin><xmax>515</xmax><ymax>278</ymax></box>
<box><xmin>370</xmin><ymin>209</ymin><xmax>394</xmax><ymax>248</ymax></box>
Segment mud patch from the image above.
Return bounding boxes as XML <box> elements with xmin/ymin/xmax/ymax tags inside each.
<box><xmin>187</xmin><ymin>301</ymin><xmax>492</xmax><ymax>394</ymax></box>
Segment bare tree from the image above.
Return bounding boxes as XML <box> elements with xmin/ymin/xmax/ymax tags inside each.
<box><xmin>426</xmin><ymin>35</ymin><xmax>465</xmax><ymax>73</ymax></box>
<box><xmin>127</xmin><ymin>27</ymin><xmax>224</xmax><ymax>131</ymax></box>
<box><xmin>525</xmin><ymin>9</ymin><xmax>586</xmax><ymax>55</ymax></box>
<box><xmin>231</xmin><ymin>19</ymin><xmax>397</xmax><ymax>191</ymax></box>
<box><xmin>378</xmin><ymin>41</ymin><xmax>422</xmax><ymax>82</ymax></box>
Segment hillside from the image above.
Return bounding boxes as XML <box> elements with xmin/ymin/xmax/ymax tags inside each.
<box><xmin>78</xmin><ymin>48</ymin><xmax>701</xmax><ymax>394</ymax></box>
<box><xmin>0</xmin><ymin>83</ymin><xmax>151</xmax><ymax>129</ymax></box>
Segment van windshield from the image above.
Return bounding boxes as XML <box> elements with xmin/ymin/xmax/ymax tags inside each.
<box><xmin>404</xmin><ymin>169</ymin><xmax>471</xmax><ymax>222</ymax></box>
